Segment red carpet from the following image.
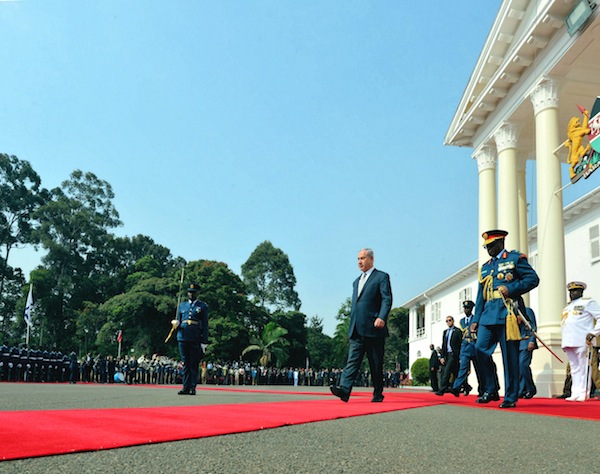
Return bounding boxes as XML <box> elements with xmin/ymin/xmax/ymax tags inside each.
<box><xmin>1</xmin><ymin>388</ymin><xmax>599</xmax><ymax>461</ymax></box>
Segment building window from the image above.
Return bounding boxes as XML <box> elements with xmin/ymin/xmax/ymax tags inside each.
<box><xmin>458</xmin><ymin>287</ymin><xmax>472</xmax><ymax>312</ymax></box>
<box><xmin>416</xmin><ymin>304</ymin><xmax>426</xmax><ymax>338</ymax></box>
<box><xmin>591</xmin><ymin>224</ymin><xmax>600</xmax><ymax>262</ymax></box>
<box><xmin>432</xmin><ymin>302</ymin><xmax>441</xmax><ymax>323</ymax></box>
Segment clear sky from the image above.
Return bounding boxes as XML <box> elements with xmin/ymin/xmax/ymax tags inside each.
<box><xmin>2</xmin><ymin>1</ymin><xmax>598</xmax><ymax>336</ymax></box>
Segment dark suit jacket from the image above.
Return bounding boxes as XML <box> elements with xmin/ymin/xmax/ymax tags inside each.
<box><xmin>440</xmin><ymin>327</ymin><xmax>462</xmax><ymax>359</ymax></box>
<box><xmin>348</xmin><ymin>268</ymin><xmax>392</xmax><ymax>338</ymax></box>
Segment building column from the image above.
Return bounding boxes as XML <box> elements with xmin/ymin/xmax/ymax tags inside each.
<box><xmin>530</xmin><ymin>78</ymin><xmax>567</xmax><ymax>397</ymax></box>
<box><xmin>517</xmin><ymin>153</ymin><xmax>530</xmax><ymax>306</ymax></box>
<box><xmin>473</xmin><ymin>145</ymin><xmax>497</xmax><ymax>264</ymax></box>
<box><xmin>494</xmin><ymin>122</ymin><xmax>520</xmax><ymax>250</ymax></box>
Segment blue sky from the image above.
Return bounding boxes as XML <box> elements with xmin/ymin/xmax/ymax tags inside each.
<box><xmin>2</xmin><ymin>1</ymin><xmax>597</xmax><ymax>336</ymax></box>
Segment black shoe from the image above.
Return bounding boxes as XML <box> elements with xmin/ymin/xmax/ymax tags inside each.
<box><xmin>371</xmin><ymin>395</ymin><xmax>384</xmax><ymax>403</ymax></box>
<box><xmin>556</xmin><ymin>393</ymin><xmax>570</xmax><ymax>399</ymax></box>
<box><xmin>330</xmin><ymin>385</ymin><xmax>349</xmax><ymax>402</ymax></box>
<box><xmin>449</xmin><ymin>388</ymin><xmax>460</xmax><ymax>398</ymax></box>
<box><xmin>476</xmin><ymin>392</ymin><xmax>496</xmax><ymax>404</ymax></box>
<box><xmin>523</xmin><ymin>390</ymin><xmax>536</xmax><ymax>399</ymax></box>
<box><xmin>178</xmin><ymin>389</ymin><xmax>191</xmax><ymax>395</ymax></box>
<box><xmin>499</xmin><ymin>401</ymin><xmax>517</xmax><ymax>408</ymax></box>
<box><xmin>434</xmin><ymin>391</ymin><xmax>445</xmax><ymax>396</ymax></box>
<box><xmin>190</xmin><ymin>389</ymin><xmax>196</xmax><ymax>395</ymax></box>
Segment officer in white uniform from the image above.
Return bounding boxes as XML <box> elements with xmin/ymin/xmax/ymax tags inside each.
<box><xmin>561</xmin><ymin>281</ymin><xmax>600</xmax><ymax>402</ymax></box>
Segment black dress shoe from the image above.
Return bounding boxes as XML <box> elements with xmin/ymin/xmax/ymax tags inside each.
<box><xmin>499</xmin><ymin>401</ymin><xmax>517</xmax><ymax>408</ymax></box>
<box><xmin>371</xmin><ymin>395</ymin><xmax>384</xmax><ymax>402</ymax></box>
<box><xmin>330</xmin><ymin>385</ymin><xmax>349</xmax><ymax>402</ymax></box>
<box><xmin>434</xmin><ymin>391</ymin><xmax>445</xmax><ymax>396</ymax></box>
<box><xmin>556</xmin><ymin>393</ymin><xmax>570</xmax><ymax>399</ymax></box>
<box><xmin>476</xmin><ymin>392</ymin><xmax>495</xmax><ymax>404</ymax></box>
<box><xmin>523</xmin><ymin>390</ymin><xmax>536</xmax><ymax>399</ymax></box>
<box><xmin>190</xmin><ymin>389</ymin><xmax>196</xmax><ymax>395</ymax></box>
<box><xmin>178</xmin><ymin>389</ymin><xmax>191</xmax><ymax>395</ymax></box>
<box><xmin>449</xmin><ymin>388</ymin><xmax>460</xmax><ymax>398</ymax></box>
<box><xmin>490</xmin><ymin>392</ymin><xmax>500</xmax><ymax>401</ymax></box>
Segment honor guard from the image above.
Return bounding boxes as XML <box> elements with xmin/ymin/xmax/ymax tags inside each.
<box><xmin>172</xmin><ymin>283</ymin><xmax>209</xmax><ymax>395</ymax></box>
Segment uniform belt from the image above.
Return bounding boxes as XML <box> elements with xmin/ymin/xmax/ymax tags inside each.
<box><xmin>183</xmin><ymin>319</ymin><xmax>199</xmax><ymax>325</ymax></box>
<box><xmin>491</xmin><ymin>290</ymin><xmax>504</xmax><ymax>299</ymax></box>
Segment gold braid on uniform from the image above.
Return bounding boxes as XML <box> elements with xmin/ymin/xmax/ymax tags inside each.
<box><xmin>479</xmin><ymin>267</ymin><xmax>521</xmax><ymax>341</ymax></box>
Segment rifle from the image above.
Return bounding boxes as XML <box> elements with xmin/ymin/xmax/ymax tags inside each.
<box><xmin>513</xmin><ymin>303</ymin><xmax>564</xmax><ymax>364</ymax></box>
<box><xmin>165</xmin><ymin>266</ymin><xmax>185</xmax><ymax>343</ymax></box>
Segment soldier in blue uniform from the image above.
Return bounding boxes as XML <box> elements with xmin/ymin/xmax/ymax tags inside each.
<box><xmin>471</xmin><ymin>229</ymin><xmax>539</xmax><ymax>408</ymax></box>
<box><xmin>518</xmin><ymin>307</ymin><xmax>538</xmax><ymax>399</ymax></box>
<box><xmin>171</xmin><ymin>283</ymin><xmax>209</xmax><ymax>395</ymax></box>
<box><xmin>445</xmin><ymin>300</ymin><xmax>482</xmax><ymax>397</ymax></box>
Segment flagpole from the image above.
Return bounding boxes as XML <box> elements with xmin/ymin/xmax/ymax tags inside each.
<box><xmin>24</xmin><ymin>283</ymin><xmax>34</xmax><ymax>349</ymax></box>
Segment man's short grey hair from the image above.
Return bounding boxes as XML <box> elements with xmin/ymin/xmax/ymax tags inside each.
<box><xmin>361</xmin><ymin>248</ymin><xmax>374</xmax><ymax>258</ymax></box>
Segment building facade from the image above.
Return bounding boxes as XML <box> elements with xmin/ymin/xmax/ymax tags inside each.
<box><xmin>406</xmin><ymin>0</ymin><xmax>600</xmax><ymax>396</ymax></box>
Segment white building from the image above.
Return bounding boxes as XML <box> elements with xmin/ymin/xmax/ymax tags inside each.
<box><xmin>405</xmin><ymin>0</ymin><xmax>600</xmax><ymax>396</ymax></box>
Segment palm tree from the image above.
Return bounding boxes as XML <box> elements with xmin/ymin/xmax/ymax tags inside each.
<box><xmin>242</xmin><ymin>321</ymin><xmax>289</xmax><ymax>367</ymax></box>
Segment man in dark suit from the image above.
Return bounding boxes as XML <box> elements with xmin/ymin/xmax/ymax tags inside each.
<box><xmin>436</xmin><ymin>315</ymin><xmax>462</xmax><ymax>395</ymax></box>
<box><xmin>330</xmin><ymin>248</ymin><xmax>392</xmax><ymax>402</ymax></box>
<box><xmin>429</xmin><ymin>344</ymin><xmax>440</xmax><ymax>392</ymax></box>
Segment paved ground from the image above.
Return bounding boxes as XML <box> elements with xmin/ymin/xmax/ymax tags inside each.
<box><xmin>0</xmin><ymin>383</ymin><xmax>597</xmax><ymax>473</ymax></box>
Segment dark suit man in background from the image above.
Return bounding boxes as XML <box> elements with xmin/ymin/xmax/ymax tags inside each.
<box><xmin>436</xmin><ymin>315</ymin><xmax>462</xmax><ymax>395</ymax></box>
<box><xmin>171</xmin><ymin>283</ymin><xmax>209</xmax><ymax>396</ymax></box>
<box><xmin>429</xmin><ymin>344</ymin><xmax>440</xmax><ymax>392</ymax></box>
<box><xmin>331</xmin><ymin>248</ymin><xmax>392</xmax><ymax>403</ymax></box>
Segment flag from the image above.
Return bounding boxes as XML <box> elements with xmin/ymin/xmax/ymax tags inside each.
<box><xmin>117</xmin><ymin>329</ymin><xmax>122</xmax><ymax>343</ymax></box>
<box><xmin>24</xmin><ymin>284</ymin><xmax>34</xmax><ymax>327</ymax></box>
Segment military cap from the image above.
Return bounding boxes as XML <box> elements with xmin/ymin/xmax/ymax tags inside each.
<box><xmin>462</xmin><ymin>300</ymin><xmax>475</xmax><ymax>308</ymax></box>
<box><xmin>567</xmin><ymin>281</ymin><xmax>586</xmax><ymax>291</ymax></box>
<box><xmin>482</xmin><ymin>229</ymin><xmax>508</xmax><ymax>246</ymax></box>
<box><xmin>187</xmin><ymin>283</ymin><xmax>199</xmax><ymax>292</ymax></box>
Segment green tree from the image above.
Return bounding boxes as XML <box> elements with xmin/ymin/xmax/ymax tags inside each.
<box><xmin>0</xmin><ymin>154</ymin><xmax>47</xmax><ymax>334</ymax></box>
<box><xmin>306</xmin><ymin>316</ymin><xmax>335</xmax><ymax>368</ymax></box>
<box><xmin>331</xmin><ymin>298</ymin><xmax>352</xmax><ymax>367</ymax></box>
<box><xmin>272</xmin><ymin>310</ymin><xmax>308</xmax><ymax>368</ymax></box>
<box><xmin>97</xmin><ymin>276</ymin><xmax>175</xmax><ymax>357</ymax></box>
<box><xmin>241</xmin><ymin>241</ymin><xmax>301</xmax><ymax>312</ymax></box>
<box><xmin>31</xmin><ymin>170</ymin><xmax>122</xmax><ymax>349</ymax></box>
<box><xmin>241</xmin><ymin>321</ymin><xmax>289</xmax><ymax>367</ymax></box>
<box><xmin>384</xmin><ymin>307</ymin><xmax>409</xmax><ymax>371</ymax></box>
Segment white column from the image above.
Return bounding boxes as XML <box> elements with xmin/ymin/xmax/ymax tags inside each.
<box><xmin>494</xmin><ymin>122</ymin><xmax>520</xmax><ymax>251</ymax></box>
<box><xmin>517</xmin><ymin>153</ymin><xmax>529</xmax><ymax>255</ymax></box>
<box><xmin>530</xmin><ymin>78</ymin><xmax>567</xmax><ymax>397</ymax></box>
<box><xmin>473</xmin><ymin>145</ymin><xmax>497</xmax><ymax>265</ymax></box>
<box><xmin>517</xmin><ymin>153</ymin><xmax>530</xmax><ymax>306</ymax></box>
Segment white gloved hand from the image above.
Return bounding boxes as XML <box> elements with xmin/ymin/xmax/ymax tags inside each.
<box><xmin>201</xmin><ymin>343</ymin><xmax>208</xmax><ymax>353</ymax></box>
<box><xmin>171</xmin><ymin>319</ymin><xmax>180</xmax><ymax>328</ymax></box>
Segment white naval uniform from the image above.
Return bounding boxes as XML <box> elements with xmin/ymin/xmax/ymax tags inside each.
<box><xmin>561</xmin><ymin>297</ymin><xmax>600</xmax><ymax>400</ymax></box>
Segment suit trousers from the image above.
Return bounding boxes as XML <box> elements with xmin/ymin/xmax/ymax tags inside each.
<box><xmin>439</xmin><ymin>352</ymin><xmax>459</xmax><ymax>392</ymax></box>
<box><xmin>475</xmin><ymin>324</ymin><xmax>520</xmax><ymax>403</ymax></box>
<box><xmin>340</xmin><ymin>332</ymin><xmax>385</xmax><ymax>396</ymax></box>
<box><xmin>178</xmin><ymin>341</ymin><xmax>201</xmax><ymax>390</ymax></box>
